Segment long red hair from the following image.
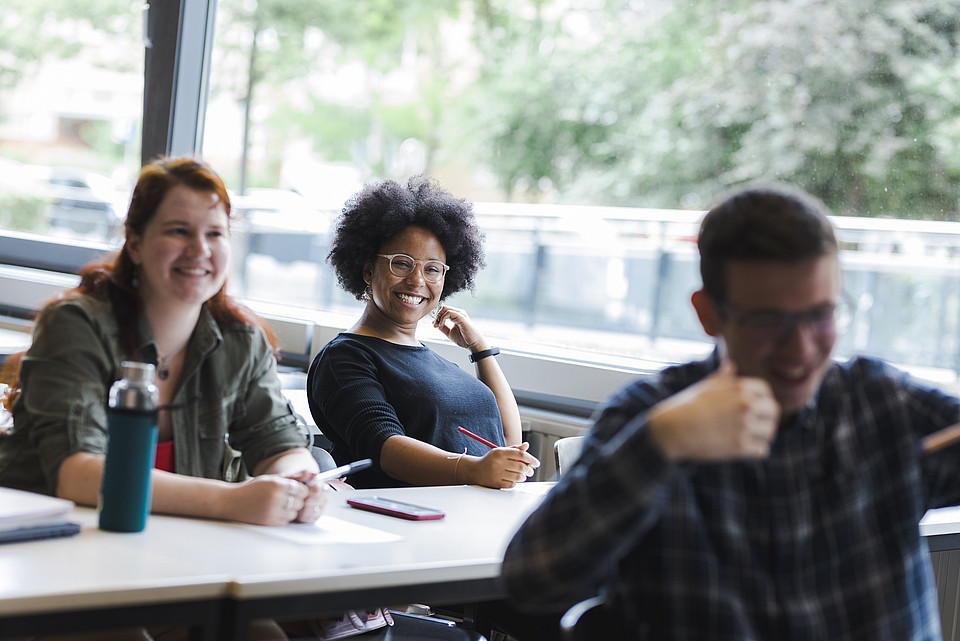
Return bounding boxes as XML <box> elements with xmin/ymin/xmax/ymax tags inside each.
<box><xmin>1</xmin><ymin>156</ymin><xmax>277</xmax><ymax>409</ymax></box>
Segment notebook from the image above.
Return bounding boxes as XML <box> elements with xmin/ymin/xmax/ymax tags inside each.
<box><xmin>0</xmin><ymin>486</ymin><xmax>81</xmax><ymax>544</ymax></box>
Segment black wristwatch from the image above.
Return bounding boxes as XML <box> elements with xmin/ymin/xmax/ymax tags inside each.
<box><xmin>468</xmin><ymin>347</ymin><xmax>501</xmax><ymax>363</ymax></box>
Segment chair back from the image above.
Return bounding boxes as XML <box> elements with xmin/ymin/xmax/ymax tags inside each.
<box><xmin>560</xmin><ymin>595</ymin><xmax>621</xmax><ymax>641</ymax></box>
<box><xmin>553</xmin><ymin>436</ymin><xmax>586</xmax><ymax>478</ymax></box>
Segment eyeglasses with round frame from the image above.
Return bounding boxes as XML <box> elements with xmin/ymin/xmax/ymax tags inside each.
<box><xmin>377</xmin><ymin>253</ymin><xmax>450</xmax><ymax>283</ymax></box>
<box><xmin>716</xmin><ymin>300</ymin><xmax>849</xmax><ymax>344</ymax></box>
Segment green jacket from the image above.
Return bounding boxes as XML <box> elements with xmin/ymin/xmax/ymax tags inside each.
<box><xmin>0</xmin><ymin>294</ymin><xmax>307</xmax><ymax>495</ymax></box>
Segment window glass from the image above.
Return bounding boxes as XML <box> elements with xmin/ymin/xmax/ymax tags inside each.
<box><xmin>0</xmin><ymin>2</ymin><xmax>142</xmax><ymax>247</ymax></box>
<box><xmin>203</xmin><ymin>1</ymin><xmax>960</xmax><ymax>384</ymax></box>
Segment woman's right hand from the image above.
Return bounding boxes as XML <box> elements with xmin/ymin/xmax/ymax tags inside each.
<box><xmin>463</xmin><ymin>443</ymin><xmax>540</xmax><ymax>489</ymax></box>
<box><xmin>221</xmin><ymin>474</ymin><xmax>323</xmax><ymax>526</ymax></box>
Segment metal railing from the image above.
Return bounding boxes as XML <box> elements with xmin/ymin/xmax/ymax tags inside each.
<box><xmin>5</xmin><ymin>201</ymin><xmax>960</xmax><ymax>382</ymax></box>
<box><xmin>231</xmin><ymin>201</ymin><xmax>960</xmax><ymax>380</ymax></box>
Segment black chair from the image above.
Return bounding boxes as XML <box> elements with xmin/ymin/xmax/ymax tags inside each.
<box><xmin>559</xmin><ymin>595</ymin><xmax>622</xmax><ymax>641</ymax></box>
<box><xmin>383</xmin><ymin>610</ymin><xmax>487</xmax><ymax>640</ymax></box>
<box><xmin>286</xmin><ymin>609</ymin><xmax>488</xmax><ymax>640</ymax></box>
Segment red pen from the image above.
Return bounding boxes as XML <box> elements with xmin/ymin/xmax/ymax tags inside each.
<box><xmin>458</xmin><ymin>425</ymin><xmax>497</xmax><ymax>449</ymax></box>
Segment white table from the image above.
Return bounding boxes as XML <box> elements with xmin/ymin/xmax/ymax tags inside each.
<box><xmin>921</xmin><ymin>505</ymin><xmax>960</xmax><ymax>542</ymax></box>
<box><xmin>920</xmin><ymin>506</ymin><xmax>960</xmax><ymax>640</ymax></box>
<box><xmin>0</xmin><ymin>483</ymin><xmax>551</xmax><ymax>640</ymax></box>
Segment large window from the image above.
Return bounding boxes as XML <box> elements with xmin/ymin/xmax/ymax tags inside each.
<box><xmin>2</xmin><ymin>1</ymin><xmax>960</xmax><ymax>405</ymax></box>
<box><xmin>201</xmin><ymin>1</ymin><xmax>960</xmax><ymax>384</ymax></box>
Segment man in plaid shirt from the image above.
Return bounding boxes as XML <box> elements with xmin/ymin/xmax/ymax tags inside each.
<box><xmin>502</xmin><ymin>185</ymin><xmax>960</xmax><ymax>640</ymax></box>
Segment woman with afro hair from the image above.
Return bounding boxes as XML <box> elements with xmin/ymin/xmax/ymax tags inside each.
<box><xmin>306</xmin><ymin>176</ymin><xmax>539</xmax><ymax>489</ymax></box>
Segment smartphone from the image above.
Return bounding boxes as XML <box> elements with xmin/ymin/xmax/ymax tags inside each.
<box><xmin>346</xmin><ymin>497</ymin><xmax>446</xmax><ymax>521</ymax></box>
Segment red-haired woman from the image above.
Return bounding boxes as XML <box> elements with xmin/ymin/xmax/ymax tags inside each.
<box><xmin>0</xmin><ymin>156</ymin><xmax>326</xmax><ymax>527</ymax></box>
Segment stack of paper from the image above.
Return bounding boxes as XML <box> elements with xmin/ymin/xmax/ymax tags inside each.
<box><xmin>0</xmin><ymin>486</ymin><xmax>80</xmax><ymax>544</ymax></box>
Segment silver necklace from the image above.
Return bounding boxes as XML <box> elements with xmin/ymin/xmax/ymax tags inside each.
<box><xmin>156</xmin><ymin>349</ymin><xmax>183</xmax><ymax>381</ymax></box>
<box><xmin>157</xmin><ymin>354</ymin><xmax>172</xmax><ymax>381</ymax></box>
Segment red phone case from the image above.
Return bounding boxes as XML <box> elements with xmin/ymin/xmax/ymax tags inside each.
<box><xmin>346</xmin><ymin>497</ymin><xmax>446</xmax><ymax>520</ymax></box>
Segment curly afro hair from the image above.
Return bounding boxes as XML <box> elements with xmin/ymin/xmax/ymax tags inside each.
<box><xmin>328</xmin><ymin>176</ymin><xmax>486</xmax><ymax>301</ymax></box>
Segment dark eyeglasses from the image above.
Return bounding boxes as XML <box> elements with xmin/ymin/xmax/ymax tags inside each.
<box><xmin>377</xmin><ymin>253</ymin><xmax>449</xmax><ymax>283</ymax></box>
<box><xmin>717</xmin><ymin>302</ymin><xmax>841</xmax><ymax>343</ymax></box>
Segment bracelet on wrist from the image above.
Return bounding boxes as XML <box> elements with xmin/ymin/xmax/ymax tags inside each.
<box><xmin>468</xmin><ymin>346</ymin><xmax>500</xmax><ymax>363</ymax></box>
<box><xmin>453</xmin><ymin>453</ymin><xmax>464</xmax><ymax>484</ymax></box>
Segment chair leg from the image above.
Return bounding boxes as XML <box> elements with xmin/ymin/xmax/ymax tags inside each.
<box><xmin>473</xmin><ymin>600</ymin><xmax>562</xmax><ymax>641</ymax></box>
<box><xmin>467</xmin><ymin>602</ymin><xmax>493</xmax><ymax>637</ymax></box>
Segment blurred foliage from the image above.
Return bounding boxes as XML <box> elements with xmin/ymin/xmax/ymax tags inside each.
<box><xmin>0</xmin><ymin>193</ymin><xmax>48</xmax><ymax>233</ymax></box>
<box><xmin>212</xmin><ymin>0</ymin><xmax>462</xmax><ymax>184</ymax></box>
<box><xmin>6</xmin><ymin>0</ymin><xmax>960</xmax><ymax>219</ymax></box>
<box><xmin>208</xmin><ymin>0</ymin><xmax>960</xmax><ymax>219</ymax></box>
<box><xmin>0</xmin><ymin>0</ymin><xmax>141</xmax><ymax>173</ymax></box>
<box><xmin>0</xmin><ymin>0</ymin><xmax>140</xmax><ymax>102</ymax></box>
<box><xmin>464</xmin><ymin>0</ymin><xmax>960</xmax><ymax>217</ymax></box>
<box><xmin>78</xmin><ymin>120</ymin><xmax>125</xmax><ymax>164</ymax></box>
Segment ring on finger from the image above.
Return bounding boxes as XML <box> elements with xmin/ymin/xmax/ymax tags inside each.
<box><xmin>287</xmin><ymin>481</ymin><xmax>299</xmax><ymax>496</ymax></box>
<box><xmin>284</xmin><ymin>496</ymin><xmax>295</xmax><ymax>510</ymax></box>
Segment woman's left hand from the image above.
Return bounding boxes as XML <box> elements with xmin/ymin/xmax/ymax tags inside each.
<box><xmin>433</xmin><ymin>305</ymin><xmax>487</xmax><ymax>352</ymax></box>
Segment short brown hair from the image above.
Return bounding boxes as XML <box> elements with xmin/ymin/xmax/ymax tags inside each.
<box><xmin>698</xmin><ymin>184</ymin><xmax>838</xmax><ymax>303</ymax></box>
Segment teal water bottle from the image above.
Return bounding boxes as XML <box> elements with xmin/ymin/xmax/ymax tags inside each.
<box><xmin>98</xmin><ymin>361</ymin><xmax>159</xmax><ymax>532</ymax></box>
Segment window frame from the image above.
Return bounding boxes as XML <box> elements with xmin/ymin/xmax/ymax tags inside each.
<box><xmin>141</xmin><ymin>0</ymin><xmax>218</xmax><ymax>163</ymax></box>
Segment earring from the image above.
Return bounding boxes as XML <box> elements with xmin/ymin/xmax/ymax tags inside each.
<box><xmin>362</xmin><ymin>285</ymin><xmax>372</xmax><ymax>301</ymax></box>
<box><xmin>131</xmin><ymin>266</ymin><xmax>139</xmax><ymax>289</ymax></box>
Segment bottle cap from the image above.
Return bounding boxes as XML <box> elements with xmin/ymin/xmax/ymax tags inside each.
<box><xmin>119</xmin><ymin>361</ymin><xmax>156</xmax><ymax>384</ymax></box>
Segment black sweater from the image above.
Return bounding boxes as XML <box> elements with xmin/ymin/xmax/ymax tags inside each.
<box><xmin>306</xmin><ymin>333</ymin><xmax>504</xmax><ymax>488</ymax></box>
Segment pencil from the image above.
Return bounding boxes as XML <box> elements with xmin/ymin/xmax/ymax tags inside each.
<box><xmin>458</xmin><ymin>425</ymin><xmax>497</xmax><ymax>449</ymax></box>
<box><xmin>922</xmin><ymin>423</ymin><xmax>960</xmax><ymax>453</ymax></box>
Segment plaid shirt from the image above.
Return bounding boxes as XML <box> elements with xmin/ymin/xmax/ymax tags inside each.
<box><xmin>502</xmin><ymin>354</ymin><xmax>960</xmax><ymax>640</ymax></box>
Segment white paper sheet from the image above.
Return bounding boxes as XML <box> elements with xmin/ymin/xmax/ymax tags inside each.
<box><xmin>243</xmin><ymin>515</ymin><xmax>403</xmax><ymax>545</ymax></box>
<box><xmin>508</xmin><ymin>482</ymin><xmax>555</xmax><ymax>497</ymax></box>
